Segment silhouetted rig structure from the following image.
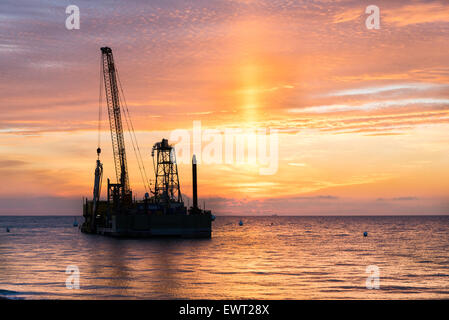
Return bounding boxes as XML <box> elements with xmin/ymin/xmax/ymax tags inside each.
<box><xmin>81</xmin><ymin>47</ymin><xmax>212</xmax><ymax>238</ymax></box>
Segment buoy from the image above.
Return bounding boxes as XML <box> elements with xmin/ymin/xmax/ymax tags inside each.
<box><xmin>6</xmin><ymin>227</ymin><xmax>10</xmax><ymax>233</ymax></box>
<box><xmin>364</xmin><ymin>231</ymin><xmax>368</xmax><ymax>237</ymax></box>
<box><xmin>239</xmin><ymin>220</ymin><xmax>243</xmax><ymax>226</ymax></box>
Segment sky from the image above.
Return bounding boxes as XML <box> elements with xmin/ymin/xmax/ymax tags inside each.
<box><xmin>0</xmin><ymin>0</ymin><xmax>449</xmax><ymax>215</ymax></box>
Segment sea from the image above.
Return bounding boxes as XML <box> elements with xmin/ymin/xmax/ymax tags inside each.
<box><xmin>0</xmin><ymin>215</ymin><xmax>448</xmax><ymax>299</ymax></box>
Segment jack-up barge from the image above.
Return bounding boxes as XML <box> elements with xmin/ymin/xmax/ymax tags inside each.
<box><xmin>81</xmin><ymin>47</ymin><xmax>212</xmax><ymax>238</ymax></box>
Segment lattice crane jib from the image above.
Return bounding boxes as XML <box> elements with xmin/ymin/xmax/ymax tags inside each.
<box><xmin>100</xmin><ymin>47</ymin><xmax>130</xmax><ymax>195</ymax></box>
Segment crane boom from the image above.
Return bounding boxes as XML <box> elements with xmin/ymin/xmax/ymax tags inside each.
<box><xmin>101</xmin><ymin>47</ymin><xmax>130</xmax><ymax>195</ymax></box>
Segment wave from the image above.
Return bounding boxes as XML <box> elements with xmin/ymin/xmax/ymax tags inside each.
<box><xmin>0</xmin><ymin>289</ymin><xmax>25</xmax><ymax>300</ymax></box>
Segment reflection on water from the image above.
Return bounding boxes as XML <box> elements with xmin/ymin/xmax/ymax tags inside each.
<box><xmin>0</xmin><ymin>216</ymin><xmax>448</xmax><ymax>299</ymax></box>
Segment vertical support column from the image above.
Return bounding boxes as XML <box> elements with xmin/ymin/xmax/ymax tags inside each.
<box><xmin>192</xmin><ymin>155</ymin><xmax>198</xmax><ymax>209</ymax></box>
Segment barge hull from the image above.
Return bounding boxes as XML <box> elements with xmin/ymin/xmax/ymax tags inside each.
<box><xmin>84</xmin><ymin>213</ymin><xmax>212</xmax><ymax>238</ymax></box>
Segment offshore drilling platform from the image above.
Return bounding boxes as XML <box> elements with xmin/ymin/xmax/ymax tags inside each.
<box><xmin>81</xmin><ymin>47</ymin><xmax>213</xmax><ymax>238</ymax></box>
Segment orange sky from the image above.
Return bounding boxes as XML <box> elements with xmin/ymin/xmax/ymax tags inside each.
<box><xmin>1</xmin><ymin>0</ymin><xmax>449</xmax><ymax>215</ymax></box>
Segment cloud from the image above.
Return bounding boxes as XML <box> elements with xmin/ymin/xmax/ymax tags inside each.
<box><xmin>197</xmin><ymin>195</ymin><xmax>449</xmax><ymax>216</ymax></box>
<box><xmin>288</xmin><ymin>162</ymin><xmax>306</xmax><ymax>167</ymax></box>
<box><xmin>289</xmin><ymin>98</ymin><xmax>449</xmax><ymax>114</ymax></box>
<box><xmin>332</xmin><ymin>7</ymin><xmax>362</xmax><ymax>24</ymax></box>
<box><xmin>0</xmin><ymin>159</ymin><xmax>28</xmax><ymax>168</ymax></box>
<box><xmin>324</xmin><ymin>83</ymin><xmax>449</xmax><ymax>97</ymax></box>
<box><xmin>0</xmin><ymin>196</ymin><xmax>81</xmax><ymax>215</ymax></box>
<box><xmin>377</xmin><ymin>196</ymin><xmax>419</xmax><ymax>201</ymax></box>
<box><xmin>384</xmin><ymin>3</ymin><xmax>449</xmax><ymax>27</ymax></box>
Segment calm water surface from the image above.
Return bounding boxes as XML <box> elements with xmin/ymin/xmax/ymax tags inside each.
<box><xmin>0</xmin><ymin>216</ymin><xmax>448</xmax><ymax>299</ymax></box>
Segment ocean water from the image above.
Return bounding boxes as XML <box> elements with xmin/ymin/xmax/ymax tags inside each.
<box><xmin>0</xmin><ymin>215</ymin><xmax>448</xmax><ymax>300</ymax></box>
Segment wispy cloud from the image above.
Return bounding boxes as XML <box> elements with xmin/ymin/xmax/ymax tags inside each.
<box><xmin>332</xmin><ymin>7</ymin><xmax>362</xmax><ymax>24</ymax></box>
<box><xmin>324</xmin><ymin>83</ymin><xmax>448</xmax><ymax>97</ymax></box>
<box><xmin>289</xmin><ymin>98</ymin><xmax>449</xmax><ymax>114</ymax></box>
<box><xmin>288</xmin><ymin>162</ymin><xmax>306</xmax><ymax>167</ymax></box>
<box><xmin>377</xmin><ymin>196</ymin><xmax>419</xmax><ymax>201</ymax></box>
<box><xmin>384</xmin><ymin>3</ymin><xmax>449</xmax><ymax>27</ymax></box>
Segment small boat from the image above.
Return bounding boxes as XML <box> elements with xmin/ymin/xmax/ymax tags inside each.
<box><xmin>239</xmin><ymin>220</ymin><xmax>243</xmax><ymax>226</ymax></box>
<box><xmin>73</xmin><ymin>218</ymin><xmax>78</xmax><ymax>227</ymax></box>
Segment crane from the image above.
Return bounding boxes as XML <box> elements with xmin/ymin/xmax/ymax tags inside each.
<box><xmin>100</xmin><ymin>47</ymin><xmax>131</xmax><ymax>203</ymax></box>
